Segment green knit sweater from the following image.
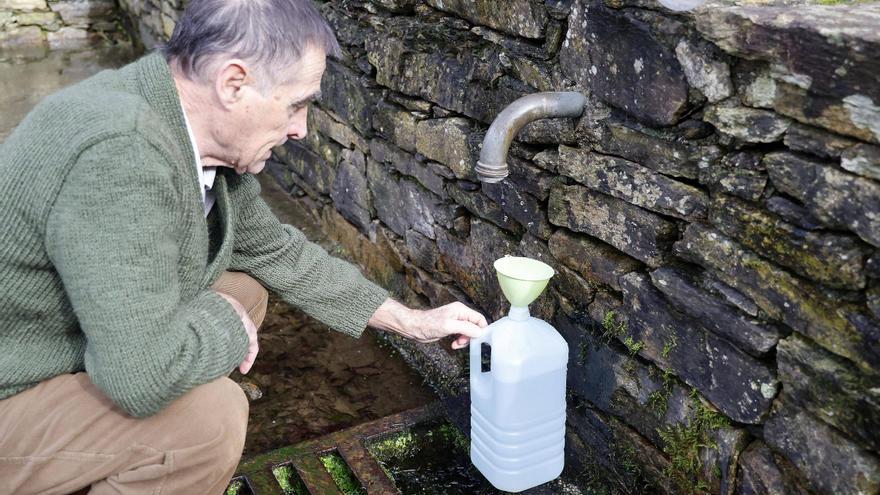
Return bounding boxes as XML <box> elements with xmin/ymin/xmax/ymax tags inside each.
<box><xmin>0</xmin><ymin>52</ymin><xmax>389</xmax><ymax>417</ymax></box>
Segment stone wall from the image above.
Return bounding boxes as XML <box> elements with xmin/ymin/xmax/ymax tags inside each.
<box><xmin>0</xmin><ymin>0</ymin><xmax>124</xmax><ymax>56</ymax></box>
<box><xmin>123</xmin><ymin>1</ymin><xmax>880</xmax><ymax>493</ymax></box>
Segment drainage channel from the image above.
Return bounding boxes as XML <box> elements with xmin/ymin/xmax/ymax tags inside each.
<box><xmin>228</xmin><ymin>404</ymin><xmax>444</xmax><ymax>494</ymax></box>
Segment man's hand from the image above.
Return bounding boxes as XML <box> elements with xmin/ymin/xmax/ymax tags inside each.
<box><xmin>368</xmin><ymin>299</ymin><xmax>488</xmax><ymax>350</ymax></box>
<box><xmin>216</xmin><ymin>291</ymin><xmax>259</xmax><ymax>374</ymax></box>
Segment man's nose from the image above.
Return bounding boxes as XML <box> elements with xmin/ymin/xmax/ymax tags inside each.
<box><xmin>287</xmin><ymin>110</ymin><xmax>308</xmax><ymax>140</ymax></box>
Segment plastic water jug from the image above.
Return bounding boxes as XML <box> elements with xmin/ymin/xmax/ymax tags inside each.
<box><xmin>469</xmin><ymin>256</ymin><xmax>568</xmax><ymax>492</ymax></box>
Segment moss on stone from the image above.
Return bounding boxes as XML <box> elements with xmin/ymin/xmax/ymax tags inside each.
<box><xmin>319</xmin><ymin>452</ymin><xmax>366</xmax><ymax>495</ymax></box>
<box><xmin>623</xmin><ymin>336</ymin><xmax>645</xmax><ymax>356</ymax></box>
<box><xmin>647</xmin><ymin>368</ymin><xmax>675</xmax><ymax>417</ymax></box>
<box><xmin>657</xmin><ymin>389</ymin><xmax>728</xmax><ymax>493</ymax></box>
<box><xmin>661</xmin><ymin>334</ymin><xmax>678</xmax><ymax>359</ymax></box>
<box><xmin>272</xmin><ymin>465</ymin><xmax>309</xmax><ymax>495</ymax></box>
<box><xmin>602</xmin><ymin>310</ymin><xmax>628</xmax><ymax>343</ymax></box>
<box><xmin>225</xmin><ymin>479</ymin><xmax>243</xmax><ymax>495</ymax></box>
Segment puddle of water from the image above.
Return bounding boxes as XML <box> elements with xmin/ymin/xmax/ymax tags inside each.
<box><xmin>233</xmin><ymin>294</ymin><xmax>436</xmax><ymax>458</ymax></box>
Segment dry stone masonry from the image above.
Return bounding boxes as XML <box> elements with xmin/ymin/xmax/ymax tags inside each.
<box><xmin>0</xmin><ymin>0</ymin><xmax>122</xmax><ymax>56</ymax></box>
<box><xmin>124</xmin><ymin>0</ymin><xmax>880</xmax><ymax>493</ymax></box>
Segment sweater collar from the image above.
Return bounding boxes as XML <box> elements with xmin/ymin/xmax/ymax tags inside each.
<box><xmin>133</xmin><ymin>52</ymin><xmax>194</xmax><ymax>164</ymax></box>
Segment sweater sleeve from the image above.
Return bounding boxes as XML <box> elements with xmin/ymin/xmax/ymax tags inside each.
<box><xmin>45</xmin><ymin>134</ymin><xmax>249</xmax><ymax>418</ymax></box>
<box><xmin>226</xmin><ymin>173</ymin><xmax>389</xmax><ymax>338</ymax></box>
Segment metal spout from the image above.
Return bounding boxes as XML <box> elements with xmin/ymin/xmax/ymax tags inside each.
<box><xmin>476</xmin><ymin>91</ymin><xmax>586</xmax><ymax>183</ymax></box>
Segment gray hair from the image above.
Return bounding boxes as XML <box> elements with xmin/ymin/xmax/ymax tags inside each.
<box><xmin>161</xmin><ymin>0</ymin><xmax>341</xmax><ymax>88</ymax></box>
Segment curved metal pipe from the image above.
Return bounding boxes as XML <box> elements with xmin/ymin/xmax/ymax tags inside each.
<box><xmin>476</xmin><ymin>91</ymin><xmax>587</xmax><ymax>183</ymax></box>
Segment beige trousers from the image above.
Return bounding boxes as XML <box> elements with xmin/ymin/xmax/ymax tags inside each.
<box><xmin>0</xmin><ymin>272</ymin><xmax>268</xmax><ymax>495</ymax></box>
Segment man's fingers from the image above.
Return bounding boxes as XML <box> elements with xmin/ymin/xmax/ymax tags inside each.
<box><xmin>451</xmin><ymin>335</ymin><xmax>470</xmax><ymax>350</ymax></box>
<box><xmin>444</xmin><ymin>320</ymin><xmax>484</xmax><ymax>339</ymax></box>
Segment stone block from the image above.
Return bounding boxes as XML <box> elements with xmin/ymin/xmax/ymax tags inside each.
<box><xmin>784</xmin><ymin>122</ymin><xmax>858</xmax><ymax>160</ymax></box>
<box><xmin>548</xmin><ymin>228</ymin><xmax>641</xmax><ymax>291</ymax></box>
<box><xmin>446</xmin><ymin>183</ymin><xmax>522</xmax><ymax>235</ymax></box>
<box><xmin>370</xmin><ymin>0</ymin><xmax>418</xmax><ymax>14</ymax></box>
<box><xmin>46</xmin><ymin>26</ymin><xmax>90</xmax><ymax>49</ymax></box>
<box><xmin>0</xmin><ymin>25</ymin><xmax>45</xmax><ymax>53</ymax></box>
<box><xmin>736</xmin><ymin>441</ymin><xmax>814</xmax><ymax>495</ymax></box>
<box><xmin>674</xmin><ymin>38</ymin><xmax>733</xmax><ymax>104</ymax></box>
<box><xmin>699</xmin><ymin>151</ymin><xmax>767</xmax><ymax>202</ymax></box>
<box><xmin>580</xmin><ymin>118</ymin><xmax>711</xmax><ymax>180</ymax></box>
<box><xmin>404</xmin><ymin>264</ymin><xmax>465</xmax><ymax>309</ymax></box>
<box><xmin>49</xmin><ymin>0</ymin><xmax>115</xmax><ymax>27</ymax></box>
<box><xmin>774</xmin><ymin>81</ymin><xmax>880</xmax><ymax>144</ymax></box>
<box><xmin>481</xmin><ymin>180</ymin><xmax>551</xmax><ymax>239</ymax></box>
<box><xmin>505</xmin><ymin>154</ymin><xmax>555</xmax><ymax>201</ymax></box>
<box><xmin>365</xmin><ymin>18</ymin><xmax>527</xmax><ymax>124</ymax></box>
<box><xmin>695</xmin><ymin>5</ymin><xmax>880</xmax><ymax>140</ymax></box>
<box><xmin>424</xmin><ymin>0</ymin><xmax>548</xmax><ymax>39</ymax></box>
<box><xmin>368</xmin><ymin>138</ymin><xmax>447</xmax><ymax>199</ymax></box>
<box><xmin>560</xmin><ymin>2</ymin><xmax>688</xmax><ymax>127</ymax></box>
<box><xmin>404</xmin><ymin>229</ymin><xmax>441</xmax><ymax>275</ymax></box>
<box><xmin>311</xmin><ymin>106</ymin><xmax>368</xmax><ymax>152</ymax></box>
<box><xmin>764</xmin><ymin>400</ymin><xmax>880</xmax><ymax>495</ymax></box>
<box><xmin>435</xmin><ymin>219</ymin><xmax>517</xmax><ymax>319</ymax></box>
<box><xmin>517</xmin><ymin>118</ymin><xmax>576</xmax><ymax>145</ymax></box>
<box><xmin>13</xmin><ymin>11</ymin><xmax>60</xmax><ymax>30</ymax></box>
<box><xmin>709</xmin><ymin>194</ymin><xmax>870</xmax><ymax>290</ymax></box>
<box><xmin>274</xmin><ymin>140</ymin><xmax>336</xmax><ymax>197</ymax></box>
<box><xmin>764</xmin><ymin>195</ymin><xmax>822</xmax><ymax>231</ymax></box>
<box><xmin>366</xmin><ymin>159</ymin><xmax>455</xmax><ymax>239</ymax></box>
<box><xmin>548</xmin><ymin>183</ymin><xmax>677</xmax><ymax>267</ymax></box>
<box><xmin>841</xmin><ymin>143</ymin><xmax>880</xmax><ymax>181</ymax></box>
<box><xmin>650</xmin><ymin>267</ymin><xmax>781</xmax><ymax>357</ymax></box>
<box><xmin>320</xmin><ymin>209</ymin><xmax>405</xmax><ymax>294</ymax></box>
<box><xmin>321</xmin><ymin>60</ymin><xmax>379</xmax><ymax>136</ymax></box>
<box><xmin>764</xmin><ymin>151</ymin><xmax>880</xmax><ymax>247</ymax></box>
<box><xmin>870</xmin><ymin>281</ymin><xmax>880</xmax><ymax>320</ymax></box>
<box><xmin>778</xmin><ymin>333</ymin><xmax>880</xmax><ymax>453</ymax></box>
<box><xmin>620</xmin><ymin>272</ymin><xmax>778</xmax><ymax>424</ymax></box>
<box><xmin>371</xmin><ymin>100</ymin><xmax>422</xmax><ymax>153</ymax></box>
<box><xmin>674</xmin><ymin>223</ymin><xmax>880</xmax><ymax>374</ymax></box>
<box><xmin>557</xmin><ymin>145</ymin><xmax>709</xmax><ymax>221</ymax></box>
<box><xmin>567</xmin><ymin>401</ymin><xmax>675</xmax><ymax>494</ymax></box>
<box><xmin>414</xmin><ymin>117</ymin><xmax>477</xmax><ymax>179</ymax></box>
<box><xmin>0</xmin><ymin>0</ymin><xmax>47</xmax><ymax>11</ymax></box>
<box><xmin>704</xmin><ymin>106</ymin><xmax>791</xmax><ymax>144</ymax></box>
<box><xmin>329</xmin><ymin>150</ymin><xmax>372</xmax><ymax>233</ymax></box>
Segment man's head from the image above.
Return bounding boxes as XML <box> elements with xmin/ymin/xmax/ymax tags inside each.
<box><xmin>162</xmin><ymin>0</ymin><xmax>341</xmax><ymax>174</ymax></box>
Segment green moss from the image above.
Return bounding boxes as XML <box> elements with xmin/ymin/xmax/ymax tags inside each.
<box><xmin>601</xmin><ymin>310</ymin><xmax>628</xmax><ymax>344</ymax></box>
<box><xmin>623</xmin><ymin>336</ymin><xmax>644</xmax><ymax>356</ymax></box>
<box><xmin>272</xmin><ymin>464</ymin><xmax>309</xmax><ymax>495</ymax></box>
<box><xmin>661</xmin><ymin>335</ymin><xmax>677</xmax><ymax>359</ymax></box>
<box><xmin>647</xmin><ymin>369</ymin><xmax>675</xmax><ymax>417</ymax></box>
<box><xmin>432</xmin><ymin>422</ymin><xmax>470</xmax><ymax>454</ymax></box>
<box><xmin>369</xmin><ymin>430</ymin><xmax>417</xmax><ymax>460</ymax></box>
<box><xmin>657</xmin><ymin>389</ymin><xmax>728</xmax><ymax>494</ymax></box>
<box><xmin>226</xmin><ymin>479</ymin><xmax>243</xmax><ymax>495</ymax></box>
<box><xmin>319</xmin><ymin>452</ymin><xmax>366</xmax><ymax>495</ymax></box>
<box><xmin>578</xmin><ymin>340</ymin><xmax>590</xmax><ymax>366</ymax></box>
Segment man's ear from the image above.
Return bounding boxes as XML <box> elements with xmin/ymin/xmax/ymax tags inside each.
<box><xmin>214</xmin><ymin>59</ymin><xmax>251</xmax><ymax>108</ymax></box>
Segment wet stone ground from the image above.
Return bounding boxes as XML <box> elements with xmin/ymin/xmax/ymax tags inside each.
<box><xmin>232</xmin><ymin>295</ymin><xmax>435</xmax><ymax>458</ymax></box>
<box><xmin>0</xmin><ymin>43</ymin><xmax>137</xmax><ymax>141</ymax></box>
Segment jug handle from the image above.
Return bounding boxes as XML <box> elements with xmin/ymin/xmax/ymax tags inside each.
<box><xmin>469</xmin><ymin>325</ymin><xmax>493</xmax><ymax>398</ymax></box>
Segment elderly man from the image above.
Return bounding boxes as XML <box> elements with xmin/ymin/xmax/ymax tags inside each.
<box><xmin>0</xmin><ymin>0</ymin><xmax>487</xmax><ymax>493</ymax></box>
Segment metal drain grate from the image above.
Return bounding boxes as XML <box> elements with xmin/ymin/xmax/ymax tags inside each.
<box><xmin>229</xmin><ymin>404</ymin><xmax>443</xmax><ymax>494</ymax></box>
